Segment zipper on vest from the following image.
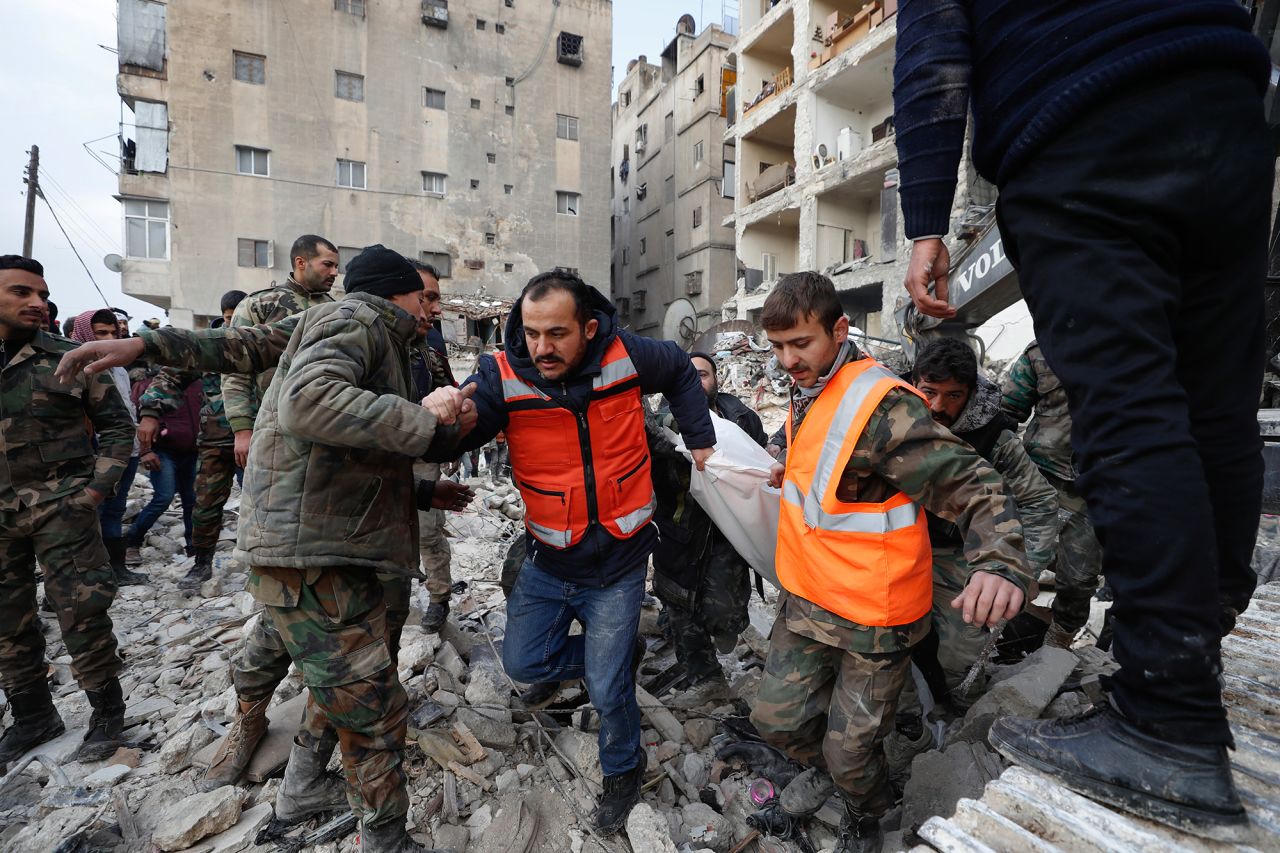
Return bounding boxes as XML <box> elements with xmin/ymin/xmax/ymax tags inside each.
<box><xmin>616</xmin><ymin>453</ymin><xmax>648</xmax><ymax>488</ymax></box>
<box><xmin>519</xmin><ymin>480</ymin><xmax>565</xmax><ymax>502</ymax></box>
<box><xmin>576</xmin><ymin>410</ymin><xmax>599</xmax><ymax>524</ymax></box>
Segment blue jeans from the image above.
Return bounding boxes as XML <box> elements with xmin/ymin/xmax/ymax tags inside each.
<box><xmin>98</xmin><ymin>455</ymin><xmax>139</xmax><ymax>539</ymax></box>
<box><xmin>503</xmin><ymin>557</ymin><xmax>645</xmax><ymax>776</ymax></box>
<box><xmin>128</xmin><ymin>448</ymin><xmax>197</xmax><ymax>548</ymax></box>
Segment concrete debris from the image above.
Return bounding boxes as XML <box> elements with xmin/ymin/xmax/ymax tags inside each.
<box><xmin>953</xmin><ymin>645</ymin><xmax>1079</xmax><ymax>743</ymax></box>
<box><xmin>626</xmin><ymin>802</ymin><xmax>680</xmax><ymax>853</ymax></box>
<box><xmin>152</xmin><ymin>787</ymin><xmax>243</xmax><ymax>851</ymax></box>
<box><xmin>900</xmin><ymin>741</ymin><xmax>1003</xmax><ymax>835</ymax></box>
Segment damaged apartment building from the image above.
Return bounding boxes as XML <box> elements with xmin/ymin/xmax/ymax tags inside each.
<box><xmin>609</xmin><ymin>16</ymin><xmax>738</xmax><ymax>346</ymax></box>
<box><xmin>114</xmin><ymin>0</ymin><xmax>611</xmax><ymax>327</ymax></box>
<box><xmin>724</xmin><ymin>0</ymin><xmax>994</xmax><ymax>341</ymax></box>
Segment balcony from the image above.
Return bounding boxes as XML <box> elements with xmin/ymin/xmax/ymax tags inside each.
<box><xmin>737</xmin><ymin>0</ymin><xmax>793</xmax><ymax>55</ymax></box>
<box><xmin>808</xmin><ymin>0</ymin><xmax>897</xmax><ymax>72</ymax></box>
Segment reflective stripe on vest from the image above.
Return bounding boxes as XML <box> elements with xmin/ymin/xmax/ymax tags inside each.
<box><xmin>526</xmin><ymin>519</ymin><xmax>572</xmax><ymax>548</ymax></box>
<box><xmin>781</xmin><ymin>480</ymin><xmax>919</xmax><ymax>534</ymax></box>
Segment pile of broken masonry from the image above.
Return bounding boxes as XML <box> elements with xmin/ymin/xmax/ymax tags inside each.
<box><xmin>1</xmin><ymin>472</ymin><xmax>1276</xmax><ymax>853</ymax></box>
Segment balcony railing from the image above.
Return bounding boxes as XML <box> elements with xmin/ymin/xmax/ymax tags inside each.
<box><xmin>742</xmin><ymin>67</ymin><xmax>792</xmax><ymax>118</ymax></box>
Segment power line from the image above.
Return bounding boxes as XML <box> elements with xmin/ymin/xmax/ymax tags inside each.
<box><xmin>41</xmin><ymin>168</ymin><xmax>119</xmax><ymax>249</ymax></box>
<box><xmin>40</xmin><ymin>191</ymin><xmax>114</xmax><ymax>264</ymax></box>
<box><xmin>38</xmin><ymin>190</ymin><xmax>113</xmax><ymax>308</ymax></box>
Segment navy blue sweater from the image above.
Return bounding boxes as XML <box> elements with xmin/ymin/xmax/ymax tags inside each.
<box><xmin>893</xmin><ymin>0</ymin><xmax>1270</xmax><ymax>238</ymax></box>
<box><xmin>441</xmin><ymin>285</ymin><xmax>716</xmax><ymax>587</ymax></box>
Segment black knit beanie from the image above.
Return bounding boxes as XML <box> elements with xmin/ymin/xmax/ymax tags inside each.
<box><xmin>343</xmin><ymin>245</ymin><xmax>421</xmax><ymax>299</ymax></box>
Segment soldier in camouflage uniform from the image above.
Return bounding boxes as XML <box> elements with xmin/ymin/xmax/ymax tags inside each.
<box><xmin>1001</xmin><ymin>340</ymin><xmax>1103</xmax><ymax>648</ymax></box>
<box><xmin>201</xmin><ymin>237</ymin><xmax>338</xmax><ymax>792</ymax></box>
<box><xmin>138</xmin><ymin>290</ymin><xmax>247</xmax><ymax>591</ymax></box>
<box><xmin>0</xmin><ymin>255</ymin><xmax>136</xmax><ymax>767</ymax></box>
<box><xmin>750</xmin><ymin>274</ymin><xmax>1028</xmax><ymax>853</ymax></box>
<box><xmin>647</xmin><ymin>353</ymin><xmax>765</xmax><ymax>709</ymax></box>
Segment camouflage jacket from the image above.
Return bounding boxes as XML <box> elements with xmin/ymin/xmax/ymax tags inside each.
<box><xmin>138</xmin><ymin>368</ymin><xmax>233</xmax><ymax>447</ymax></box>
<box><xmin>139</xmin><ymin>295</ymin><xmax>455</xmax><ymax>577</ymax></box>
<box><xmin>0</xmin><ymin>331</ymin><xmax>134</xmax><ymax>510</ymax></box>
<box><xmin>222</xmin><ymin>276</ymin><xmax>334</xmax><ymax>432</ymax></box>
<box><xmin>1000</xmin><ymin>341</ymin><xmax>1075</xmax><ymax>481</ymax></box>
<box><xmin>776</xmin><ymin>346</ymin><xmax>1030</xmax><ymax>654</ymax></box>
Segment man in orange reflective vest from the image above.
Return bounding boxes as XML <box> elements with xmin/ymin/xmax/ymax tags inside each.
<box><xmin>751</xmin><ymin>272</ymin><xmax>1029</xmax><ymax>853</ymax></box>
<box><xmin>426</xmin><ymin>271</ymin><xmax>716</xmax><ymax>834</ymax></box>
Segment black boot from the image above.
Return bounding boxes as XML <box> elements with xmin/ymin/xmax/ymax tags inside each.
<box><xmin>359</xmin><ymin>818</ymin><xmax>442</xmax><ymax>852</ymax></box>
<box><xmin>275</xmin><ymin>734</ymin><xmax>350</xmax><ymax>824</ymax></box>
<box><xmin>77</xmin><ymin>678</ymin><xmax>126</xmax><ymax>762</ymax></box>
<box><xmin>989</xmin><ymin>700</ymin><xmax>1249</xmax><ymax>842</ymax></box>
<box><xmin>107</xmin><ymin>537</ymin><xmax>149</xmax><ymax>586</ymax></box>
<box><xmin>593</xmin><ymin>763</ymin><xmax>644</xmax><ymax>834</ymax></box>
<box><xmin>834</xmin><ymin>805</ymin><xmax>882</xmax><ymax>853</ymax></box>
<box><xmin>0</xmin><ymin>684</ymin><xmax>66</xmax><ymax>768</ymax></box>
<box><xmin>519</xmin><ymin>681</ymin><xmax>560</xmax><ymax>708</ymax></box>
<box><xmin>179</xmin><ymin>548</ymin><xmax>215</xmax><ymax>592</ymax></box>
<box><xmin>421</xmin><ymin>601</ymin><xmax>448</xmax><ymax>633</ymax></box>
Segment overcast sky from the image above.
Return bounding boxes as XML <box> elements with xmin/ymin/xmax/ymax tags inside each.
<box><xmin>1</xmin><ymin>1</ymin><xmax>1030</xmax><ymax>354</ymax></box>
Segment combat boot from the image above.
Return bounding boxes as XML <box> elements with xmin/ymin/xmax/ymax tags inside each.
<box><xmin>593</xmin><ymin>763</ymin><xmax>644</xmax><ymax>834</ymax></box>
<box><xmin>76</xmin><ymin>678</ymin><xmax>126</xmax><ymax>762</ymax></box>
<box><xmin>199</xmin><ymin>696</ymin><xmax>270</xmax><ymax>791</ymax></box>
<box><xmin>669</xmin><ymin>673</ymin><xmax>731</xmax><ymax>710</ymax></box>
<box><xmin>421</xmin><ymin>601</ymin><xmax>449</xmax><ymax>633</ymax></box>
<box><xmin>179</xmin><ymin>548</ymin><xmax>215</xmax><ymax>592</ymax></box>
<box><xmin>989</xmin><ymin>699</ymin><xmax>1250</xmax><ymax>842</ymax></box>
<box><xmin>884</xmin><ymin>716</ymin><xmax>934</xmax><ymax>790</ymax></box>
<box><xmin>1042</xmin><ymin>620</ymin><xmax>1077</xmax><ymax>649</ymax></box>
<box><xmin>834</xmin><ymin>804</ymin><xmax>883</xmax><ymax>853</ymax></box>
<box><xmin>519</xmin><ymin>681</ymin><xmax>560</xmax><ymax>708</ymax></box>
<box><xmin>780</xmin><ymin>767</ymin><xmax>837</xmax><ymax>817</ymax></box>
<box><xmin>359</xmin><ymin>819</ymin><xmax>444</xmax><ymax>852</ymax></box>
<box><xmin>105</xmin><ymin>537</ymin><xmax>150</xmax><ymax>586</ymax></box>
<box><xmin>274</xmin><ymin>735</ymin><xmax>350</xmax><ymax>824</ymax></box>
<box><xmin>0</xmin><ymin>684</ymin><xmax>66</xmax><ymax>768</ymax></box>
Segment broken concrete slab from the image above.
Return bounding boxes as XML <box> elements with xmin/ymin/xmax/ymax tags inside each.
<box><xmin>684</xmin><ymin>718</ymin><xmax>716</xmax><ymax>750</ymax></box>
<box><xmin>193</xmin><ymin>691</ymin><xmax>309</xmax><ymax>782</ymax></box>
<box><xmin>190</xmin><ymin>802</ymin><xmax>273</xmax><ymax>853</ymax></box>
<box><xmin>954</xmin><ymin>646</ymin><xmax>1078</xmax><ymax>743</ymax></box>
<box><xmin>152</xmin><ymin>787</ymin><xmax>243</xmax><ymax>852</ymax></box>
<box><xmin>83</xmin><ymin>762</ymin><xmax>132</xmax><ymax>786</ymax></box>
<box><xmin>554</xmin><ymin>727</ymin><xmax>603</xmax><ymax>784</ymax></box>
<box><xmin>453</xmin><ymin>706</ymin><xmax>517</xmax><ymax>749</ymax></box>
<box><xmin>681</xmin><ymin>801</ymin><xmax>732</xmax><ymax>852</ymax></box>
<box><xmin>626</xmin><ymin>802</ymin><xmax>679</xmax><ymax>853</ymax></box>
<box><xmin>635</xmin><ymin>684</ymin><xmax>685</xmax><ymax>744</ymax></box>
<box><xmin>900</xmin><ymin>741</ymin><xmax>1003</xmax><ymax>834</ymax></box>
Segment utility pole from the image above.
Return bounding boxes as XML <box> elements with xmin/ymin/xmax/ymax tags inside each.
<box><xmin>22</xmin><ymin>145</ymin><xmax>39</xmax><ymax>258</ymax></box>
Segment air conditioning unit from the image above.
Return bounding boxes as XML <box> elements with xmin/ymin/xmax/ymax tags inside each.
<box><xmin>837</xmin><ymin>126</ymin><xmax>862</xmax><ymax>160</ymax></box>
<box><xmin>635</xmin><ymin>182</ymin><xmax>648</xmax><ymax>200</ymax></box>
<box><xmin>812</xmin><ymin>142</ymin><xmax>833</xmax><ymax>170</ymax></box>
<box><xmin>685</xmin><ymin>273</ymin><xmax>703</xmax><ymax>296</ymax></box>
<box><xmin>635</xmin><ymin>139</ymin><xmax>646</xmax><ymax>155</ymax></box>
<box><xmin>421</xmin><ymin>0</ymin><xmax>448</xmax><ymax>28</ymax></box>
<box><xmin>761</xmin><ymin>252</ymin><xmax>777</xmax><ymax>282</ymax></box>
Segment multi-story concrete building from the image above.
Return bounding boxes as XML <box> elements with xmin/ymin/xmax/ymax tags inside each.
<box><xmin>609</xmin><ymin>16</ymin><xmax>737</xmax><ymax>346</ymax></box>
<box><xmin>724</xmin><ymin>0</ymin><xmax>987</xmax><ymax>340</ymax></box>
<box><xmin>115</xmin><ymin>0</ymin><xmax>612</xmax><ymax>328</ymax></box>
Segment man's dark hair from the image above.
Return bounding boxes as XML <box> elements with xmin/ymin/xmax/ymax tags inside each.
<box><xmin>46</xmin><ymin>300</ymin><xmax>58</xmax><ymax>321</ymax></box>
<box><xmin>690</xmin><ymin>351</ymin><xmax>717</xmax><ymax>371</ymax></box>
<box><xmin>90</xmin><ymin>308</ymin><xmax>118</xmax><ymax>327</ymax></box>
<box><xmin>520</xmin><ymin>270</ymin><xmax>592</xmax><ymax>327</ymax></box>
<box><xmin>289</xmin><ymin>235</ymin><xmax>338</xmax><ymax>263</ymax></box>
<box><xmin>220</xmin><ymin>289</ymin><xmax>248</xmax><ymax>313</ymax></box>
<box><xmin>914</xmin><ymin>337</ymin><xmax>979</xmax><ymax>389</ymax></box>
<box><xmin>412</xmin><ymin>260</ymin><xmax>441</xmax><ymax>279</ymax></box>
<box><xmin>760</xmin><ymin>271</ymin><xmax>844</xmax><ymax>331</ymax></box>
<box><xmin>62</xmin><ymin>318</ymin><xmax>75</xmax><ymax>336</ymax></box>
<box><xmin>0</xmin><ymin>255</ymin><xmax>44</xmax><ymax>276</ymax></box>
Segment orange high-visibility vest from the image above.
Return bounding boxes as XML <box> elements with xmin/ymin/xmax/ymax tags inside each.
<box><xmin>496</xmin><ymin>337</ymin><xmax>655</xmax><ymax>549</ymax></box>
<box><xmin>776</xmin><ymin>357</ymin><xmax>933</xmax><ymax>626</ymax></box>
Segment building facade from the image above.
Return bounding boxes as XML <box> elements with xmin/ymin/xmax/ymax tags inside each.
<box><xmin>724</xmin><ymin>0</ymin><xmax>986</xmax><ymax>340</ymax></box>
<box><xmin>115</xmin><ymin>0</ymin><xmax>612</xmax><ymax>327</ymax></box>
<box><xmin>609</xmin><ymin>17</ymin><xmax>737</xmax><ymax>347</ymax></box>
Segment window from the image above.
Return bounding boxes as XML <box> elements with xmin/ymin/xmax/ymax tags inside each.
<box><xmin>470</xmin><ymin>98</ymin><xmax>481</xmax><ymax>109</ymax></box>
<box><xmin>485</xmin><ymin>232</ymin><xmax>496</xmax><ymax>246</ymax></box>
<box><xmin>423</xmin><ymin>87</ymin><xmax>446</xmax><ymax>109</ymax></box>
<box><xmin>723</xmin><ymin>160</ymin><xmax>736</xmax><ymax>198</ymax></box>
<box><xmin>693</xmin><ymin>140</ymin><xmax>704</xmax><ymax>164</ymax></box>
<box><xmin>558</xmin><ymin>32</ymin><xmax>584</xmax><ymax>66</ymax></box>
<box><xmin>495</xmin><ymin>23</ymin><xmax>505</xmax><ymax>34</ymax></box>
<box><xmin>555</xmin><ymin>266</ymin><xmax>579</xmax><ymax>275</ymax></box>
<box><xmin>622</xmin><ymin>196</ymin><xmax>629</xmax><ymax>213</ymax></box>
<box><xmin>123</xmin><ymin>198</ymin><xmax>168</xmax><ymax>260</ymax></box>
<box><xmin>335</xmin><ymin>71</ymin><xmax>364</xmax><ymax>101</ymax></box>
<box><xmin>622</xmin><ymin>247</ymin><xmax>629</xmax><ymax>266</ymax></box>
<box><xmin>504</xmin><ymin>184</ymin><xmax>513</xmax><ymax>195</ymax></box>
<box><xmin>505</xmin><ymin>0</ymin><xmax>514</xmax><ymax>6</ymax></box>
<box><xmin>693</xmin><ymin>207</ymin><xmax>702</xmax><ymax>228</ymax></box>
<box><xmin>634</xmin><ymin>290</ymin><xmax>646</xmax><ymax>312</ymax></box>
<box><xmin>476</xmin><ymin>19</ymin><xmax>486</xmax><ymax>30</ymax></box>
<box><xmin>556</xmin><ymin>191</ymin><xmax>580</xmax><ymax>215</ymax></box>
<box><xmin>486</xmin><ymin>152</ymin><xmax>496</xmax><ymax>164</ymax></box>
<box><xmin>635</xmin><ymin>124</ymin><xmax>648</xmax><ymax>151</ymax></box>
<box><xmin>422</xmin><ymin>171</ymin><xmax>447</xmax><ymax>195</ymax></box>
<box><xmin>336</xmin><ymin>158</ymin><xmax>366</xmax><ymax>188</ymax></box>
<box><xmin>334</xmin><ymin>0</ymin><xmax>365</xmax><ymax>16</ymax></box>
<box><xmin>237</xmin><ymin>238</ymin><xmax>273</xmax><ymax>268</ymax></box>
<box><xmin>420</xmin><ymin>250</ymin><xmax>451</xmax><ymax>278</ymax></box>
<box><xmin>556</xmin><ymin>114</ymin><xmax>579</xmax><ymax>141</ymax></box>
<box><xmin>664</xmin><ymin>112</ymin><xmax>674</xmax><ymax>140</ymax></box>
<box><xmin>235</xmin><ymin>145</ymin><xmax>269</xmax><ymax>176</ymax></box>
<box><xmin>504</xmin><ymin>262</ymin><xmax>514</xmax><ymax>272</ymax></box>
<box><xmin>505</xmin><ymin>105</ymin><xmax>514</xmax><ymax>116</ymax></box>
<box><xmin>639</xmin><ymin>238</ymin><xmax>647</xmax><ymax>255</ymax></box>
<box><xmin>695</xmin><ymin>75</ymin><xmax>705</xmax><ymax>96</ymax></box>
<box><xmin>464</xmin><ymin>258</ymin><xmax>485</xmax><ymax>270</ymax></box>
<box><xmin>685</xmin><ymin>271</ymin><xmax>703</xmax><ymax>296</ymax></box>
<box><xmin>233</xmin><ymin>51</ymin><xmax>265</xmax><ymax>84</ymax></box>
<box><xmin>622</xmin><ymin>90</ymin><xmax>631</xmax><ymax>107</ymax></box>
<box><xmin>664</xmin><ymin>176</ymin><xmax>674</xmax><ymax>203</ymax></box>
<box><xmin>505</xmin><ymin>76</ymin><xmax>514</xmax><ymax>86</ymax></box>
<box><xmin>470</xmin><ymin>179</ymin><xmax>480</xmax><ymax>189</ymax></box>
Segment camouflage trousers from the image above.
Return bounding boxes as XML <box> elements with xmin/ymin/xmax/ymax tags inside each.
<box><xmin>254</xmin><ymin>565</ymin><xmax>409</xmax><ymax>828</ymax></box>
<box><xmin>898</xmin><ymin>550</ymin><xmax>990</xmax><ymax>718</ymax></box>
<box><xmin>192</xmin><ymin>444</ymin><xmax>237</xmax><ymax>551</ymax></box>
<box><xmin>660</xmin><ymin>542</ymin><xmax>751</xmax><ymax>684</ymax></box>
<box><xmin>379</xmin><ymin>574</ymin><xmax>411</xmax><ymax>666</ymax></box>
<box><xmin>415</xmin><ymin>462</ymin><xmax>453</xmax><ymax>603</ymax></box>
<box><xmin>751</xmin><ymin>604</ymin><xmax>911</xmax><ymax>817</ymax></box>
<box><xmin>1046</xmin><ymin>473</ymin><xmax>1103</xmax><ymax>632</ymax></box>
<box><xmin>0</xmin><ymin>495</ymin><xmax>121</xmax><ymax>693</ymax></box>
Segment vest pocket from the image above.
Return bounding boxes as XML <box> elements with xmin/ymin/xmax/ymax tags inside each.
<box><xmin>519</xmin><ymin>479</ymin><xmax>573</xmax><ymax>548</ymax></box>
<box><xmin>345</xmin><ymin>476</ymin><xmax>384</xmax><ymax>541</ymax></box>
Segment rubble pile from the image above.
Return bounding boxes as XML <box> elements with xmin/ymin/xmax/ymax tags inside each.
<box><xmin>3</xmin><ymin>471</ymin><xmax>1277</xmax><ymax>853</ymax></box>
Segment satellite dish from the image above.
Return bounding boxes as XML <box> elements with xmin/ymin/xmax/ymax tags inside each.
<box><xmin>663</xmin><ymin>298</ymin><xmax>700</xmax><ymax>348</ymax></box>
<box><xmin>103</xmin><ymin>253</ymin><xmax>124</xmax><ymax>273</ymax></box>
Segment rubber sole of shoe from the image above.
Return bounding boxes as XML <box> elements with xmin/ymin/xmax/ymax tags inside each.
<box><xmin>989</xmin><ymin>728</ymin><xmax>1253</xmax><ymax>844</ymax></box>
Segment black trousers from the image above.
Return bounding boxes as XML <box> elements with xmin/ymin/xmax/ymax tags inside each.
<box><xmin>997</xmin><ymin>68</ymin><xmax>1272</xmax><ymax>745</ymax></box>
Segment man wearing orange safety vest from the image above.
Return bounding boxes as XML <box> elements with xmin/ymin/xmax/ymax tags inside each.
<box><xmin>750</xmin><ymin>272</ymin><xmax>1030</xmax><ymax>853</ymax></box>
<box><xmin>426</xmin><ymin>271</ymin><xmax>716</xmax><ymax>834</ymax></box>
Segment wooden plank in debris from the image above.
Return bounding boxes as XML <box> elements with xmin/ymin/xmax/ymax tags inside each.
<box><xmin>448</xmin><ymin>760</ymin><xmax>493</xmax><ymax>791</ymax></box>
<box><xmin>450</xmin><ymin>722</ymin><xmax>488</xmax><ymax>764</ymax></box>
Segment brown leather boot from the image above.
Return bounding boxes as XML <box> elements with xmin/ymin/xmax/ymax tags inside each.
<box><xmin>1042</xmin><ymin>620</ymin><xmax>1077</xmax><ymax>649</ymax></box>
<box><xmin>199</xmin><ymin>696</ymin><xmax>270</xmax><ymax>791</ymax></box>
